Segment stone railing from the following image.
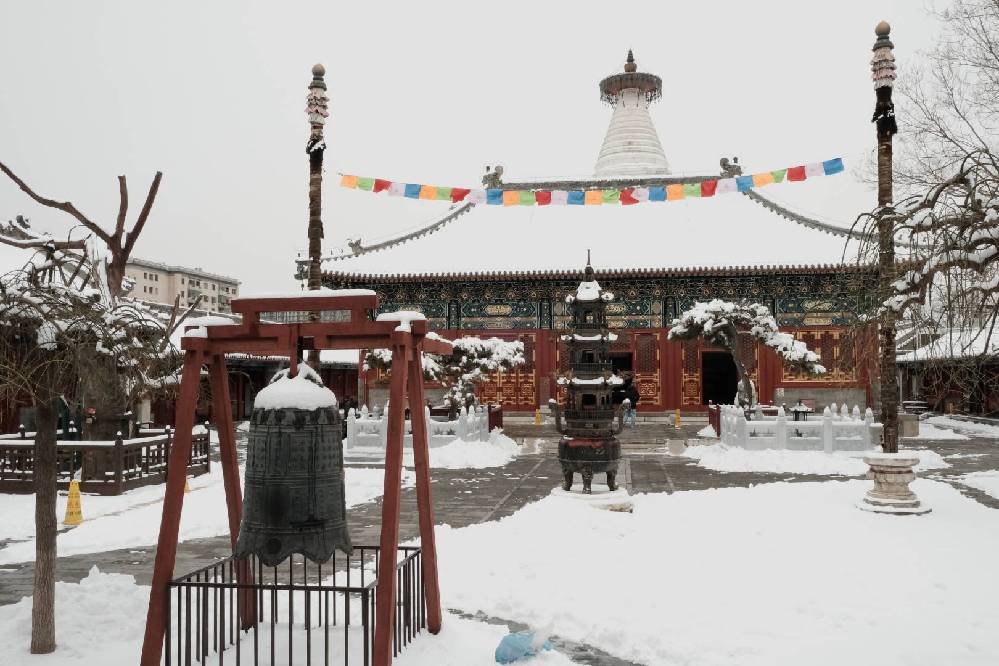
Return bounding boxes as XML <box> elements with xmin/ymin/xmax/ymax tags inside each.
<box><xmin>718</xmin><ymin>404</ymin><xmax>883</xmax><ymax>452</ymax></box>
<box><xmin>0</xmin><ymin>426</ymin><xmax>211</xmax><ymax>495</ymax></box>
<box><xmin>345</xmin><ymin>405</ymin><xmax>489</xmax><ymax>450</ymax></box>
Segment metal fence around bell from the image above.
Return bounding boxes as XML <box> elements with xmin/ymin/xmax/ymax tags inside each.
<box><xmin>165</xmin><ymin>546</ymin><xmax>425</xmax><ymax>666</ymax></box>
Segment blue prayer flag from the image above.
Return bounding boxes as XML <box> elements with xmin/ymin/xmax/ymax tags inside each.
<box><xmin>404</xmin><ymin>183</ymin><xmax>421</xmax><ymax>199</ymax></box>
<box><xmin>648</xmin><ymin>187</ymin><xmax>666</xmax><ymax>202</ymax></box>
<box><xmin>822</xmin><ymin>158</ymin><xmax>844</xmax><ymax>175</ymax></box>
<box><xmin>736</xmin><ymin>176</ymin><xmax>754</xmax><ymax>192</ymax></box>
<box><xmin>567</xmin><ymin>191</ymin><xmax>585</xmax><ymax>205</ymax></box>
<box><xmin>486</xmin><ymin>189</ymin><xmax>504</xmax><ymax>205</ymax></box>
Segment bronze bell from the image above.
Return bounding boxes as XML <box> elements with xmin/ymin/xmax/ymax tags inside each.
<box><xmin>234</xmin><ymin>369</ymin><xmax>352</xmax><ymax>566</ymax></box>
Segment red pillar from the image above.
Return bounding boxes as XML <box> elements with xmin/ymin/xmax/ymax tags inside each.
<box><xmin>373</xmin><ymin>335</ymin><xmax>410</xmax><ymax>666</ymax></box>
<box><xmin>140</xmin><ymin>349</ymin><xmax>203</xmax><ymax>666</ymax></box>
<box><xmin>406</xmin><ymin>347</ymin><xmax>443</xmax><ymax>633</ymax></box>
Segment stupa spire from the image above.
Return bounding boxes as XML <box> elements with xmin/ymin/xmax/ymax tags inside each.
<box><xmin>594</xmin><ymin>51</ymin><xmax>670</xmax><ymax>177</ymax></box>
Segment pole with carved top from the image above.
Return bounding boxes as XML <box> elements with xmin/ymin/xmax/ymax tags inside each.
<box><xmin>306</xmin><ymin>64</ymin><xmax>329</xmax><ymax>291</ymax></box>
<box><xmin>872</xmin><ymin>21</ymin><xmax>899</xmax><ymax>453</ymax></box>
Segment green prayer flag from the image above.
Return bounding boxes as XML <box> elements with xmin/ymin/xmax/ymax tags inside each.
<box><xmin>771</xmin><ymin>169</ymin><xmax>787</xmax><ymax>184</ymax></box>
<box><xmin>683</xmin><ymin>182</ymin><xmax>701</xmax><ymax>197</ymax></box>
<box><xmin>356</xmin><ymin>177</ymin><xmax>375</xmax><ymax>191</ymax></box>
<box><xmin>603</xmin><ymin>189</ymin><xmax>621</xmax><ymax>204</ymax></box>
<box><xmin>519</xmin><ymin>190</ymin><xmax>535</xmax><ymax>205</ymax></box>
<box><xmin>435</xmin><ymin>187</ymin><xmax>453</xmax><ymax>201</ymax></box>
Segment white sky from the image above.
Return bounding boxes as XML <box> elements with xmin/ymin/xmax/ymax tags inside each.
<box><xmin>0</xmin><ymin>0</ymin><xmax>940</xmax><ymax>291</ymax></box>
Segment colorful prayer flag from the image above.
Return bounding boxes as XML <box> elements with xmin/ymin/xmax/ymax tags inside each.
<box><xmin>752</xmin><ymin>172</ymin><xmax>775</xmax><ymax>187</ymax></box>
<box><xmin>567</xmin><ymin>191</ymin><xmax>585</xmax><ymax>205</ymax></box>
<box><xmin>770</xmin><ymin>169</ymin><xmax>787</xmax><ymax>184</ymax></box>
<box><xmin>786</xmin><ymin>166</ymin><xmax>806</xmax><ymax>182</ymax></box>
<box><xmin>405</xmin><ymin>183</ymin><xmax>422</xmax><ymax>198</ymax></box>
<box><xmin>736</xmin><ymin>176</ymin><xmax>754</xmax><ymax>192</ymax></box>
<box><xmin>550</xmin><ymin>190</ymin><xmax>569</xmax><ymax>205</ymax></box>
<box><xmin>584</xmin><ymin>190</ymin><xmax>604</xmax><ymax>205</ymax></box>
<box><xmin>805</xmin><ymin>163</ymin><xmax>825</xmax><ymax>179</ymax></box>
<box><xmin>667</xmin><ymin>184</ymin><xmax>685</xmax><ymax>201</ymax></box>
<box><xmin>487</xmin><ymin>189</ymin><xmax>503</xmax><ymax>205</ymax></box>
<box><xmin>341</xmin><ymin>174</ymin><xmax>359</xmax><ymax>189</ymax></box>
<box><xmin>822</xmin><ymin>158</ymin><xmax>844</xmax><ymax>175</ymax></box>
<box><xmin>716</xmin><ymin>178</ymin><xmax>737</xmax><ymax>194</ymax></box>
<box><xmin>357</xmin><ymin>177</ymin><xmax>375</xmax><ymax>191</ymax></box>
<box><xmin>419</xmin><ymin>185</ymin><xmax>437</xmax><ymax>200</ymax></box>
<box><xmin>649</xmin><ymin>187</ymin><xmax>667</xmax><ymax>202</ymax></box>
<box><xmin>620</xmin><ymin>188</ymin><xmax>638</xmax><ymax>205</ymax></box>
<box><xmin>468</xmin><ymin>189</ymin><xmax>487</xmax><ymax>204</ymax></box>
<box><xmin>502</xmin><ymin>190</ymin><xmax>520</xmax><ymax>206</ymax></box>
<box><xmin>388</xmin><ymin>182</ymin><xmax>406</xmax><ymax>197</ymax></box>
<box><xmin>451</xmin><ymin>187</ymin><xmax>470</xmax><ymax>202</ymax></box>
<box><xmin>632</xmin><ymin>187</ymin><xmax>650</xmax><ymax>202</ymax></box>
<box><xmin>373</xmin><ymin>178</ymin><xmax>391</xmax><ymax>193</ymax></box>
<box><xmin>519</xmin><ymin>190</ymin><xmax>535</xmax><ymax>205</ymax></box>
<box><xmin>603</xmin><ymin>189</ymin><xmax>621</xmax><ymax>204</ymax></box>
<box><xmin>700</xmin><ymin>180</ymin><xmax>718</xmax><ymax>197</ymax></box>
<box><xmin>683</xmin><ymin>182</ymin><xmax>701</xmax><ymax>198</ymax></box>
<box><xmin>435</xmin><ymin>186</ymin><xmax>453</xmax><ymax>201</ymax></box>
<box><xmin>535</xmin><ymin>190</ymin><xmax>552</xmax><ymax>205</ymax></box>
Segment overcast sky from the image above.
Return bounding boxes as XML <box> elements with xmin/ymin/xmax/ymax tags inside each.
<box><xmin>0</xmin><ymin>0</ymin><xmax>941</xmax><ymax>292</ymax></box>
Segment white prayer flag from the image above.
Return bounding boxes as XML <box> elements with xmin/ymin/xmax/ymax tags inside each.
<box><xmin>387</xmin><ymin>182</ymin><xmax>406</xmax><ymax>197</ymax></box>
<box><xmin>805</xmin><ymin>163</ymin><xmax>825</xmax><ymax>179</ymax></box>
<box><xmin>632</xmin><ymin>187</ymin><xmax>650</xmax><ymax>202</ymax></box>
<box><xmin>467</xmin><ymin>189</ymin><xmax>487</xmax><ymax>204</ymax></box>
<box><xmin>716</xmin><ymin>178</ymin><xmax>737</xmax><ymax>195</ymax></box>
<box><xmin>550</xmin><ymin>191</ymin><xmax>569</xmax><ymax>205</ymax></box>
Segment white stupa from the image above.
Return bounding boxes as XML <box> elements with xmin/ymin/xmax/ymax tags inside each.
<box><xmin>593</xmin><ymin>50</ymin><xmax>670</xmax><ymax>177</ymax></box>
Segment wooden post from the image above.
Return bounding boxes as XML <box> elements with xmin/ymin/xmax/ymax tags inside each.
<box><xmin>407</xmin><ymin>347</ymin><xmax>443</xmax><ymax>634</ymax></box>
<box><xmin>113</xmin><ymin>432</ymin><xmax>124</xmax><ymax>494</ymax></box>
<box><xmin>373</xmin><ymin>336</ymin><xmax>410</xmax><ymax>666</ymax></box>
<box><xmin>140</xmin><ymin>349</ymin><xmax>203</xmax><ymax>666</ymax></box>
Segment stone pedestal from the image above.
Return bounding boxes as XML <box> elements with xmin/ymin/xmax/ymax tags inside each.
<box><xmin>858</xmin><ymin>452</ymin><xmax>931</xmax><ymax>515</ymax></box>
<box><xmin>550</xmin><ymin>484</ymin><xmax>633</xmax><ymax>512</ymax></box>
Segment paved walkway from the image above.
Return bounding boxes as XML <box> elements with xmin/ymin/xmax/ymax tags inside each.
<box><xmin>2</xmin><ymin>421</ymin><xmax>997</xmax><ymax>619</ymax></box>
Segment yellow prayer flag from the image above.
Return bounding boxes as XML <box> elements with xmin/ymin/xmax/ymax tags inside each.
<box><xmin>666</xmin><ymin>184</ymin><xmax>685</xmax><ymax>201</ymax></box>
<box><xmin>503</xmin><ymin>190</ymin><xmax>520</xmax><ymax>206</ymax></box>
<box><xmin>752</xmin><ymin>172</ymin><xmax>775</xmax><ymax>187</ymax></box>
<box><xmin>340</xmin><ymin>174</ymin><xmax>359</xmax><ymax>189</ymax></box>
<box><xmin>419</xmin><ymin>185</ymin><xmax>437</xmax><ymax>200</ymax></box>
<box><xmin>584</xmin><ymin>190</ymin><xmax>603</xmax><ymax>205</ymax></box>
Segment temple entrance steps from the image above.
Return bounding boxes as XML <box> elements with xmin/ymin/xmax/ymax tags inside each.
<box><xmin>500</xmin><ymin>421</ymin><xmax>685</xmax><ymax>452</ymax></box>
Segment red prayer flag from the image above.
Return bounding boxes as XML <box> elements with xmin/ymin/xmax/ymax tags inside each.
<box><xmin>451</xmin><ymin>187</ymin><xmax>470</xmax><ymax>202</ymax></box>
<box><xmin>787</xmin><ymin>166</ymin><xmax>807</xmax><ymax>182</ymax></box>
<box><xmin>700</xmin><ymin>180</ymin><xmax>718</xmax><ymax>197</ymax></box>
<box><xmin>535</xmin><ymin>190</ymin><xmax>552</xmax><ymax>206</ymax></box>
<box><xmin>620</xmin><ymin>187</ymin><xmax>638</xmax><ymax>205</ymax></box>
<box><xmin>373</xmin><ymin>178</ymin><xmax>391</xmax><ymax>193</ymax></box>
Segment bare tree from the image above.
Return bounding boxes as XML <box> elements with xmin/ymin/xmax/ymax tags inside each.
<box><xmin>668</xmin><ymin>300</ymin><xmax>826</xmax><ymax>406</ymax></box>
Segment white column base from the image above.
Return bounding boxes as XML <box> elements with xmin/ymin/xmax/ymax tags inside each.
<box><xmin>857</xmin><ymin>453</ymin><xmax>931</xmax><ymax>515</ymax></box>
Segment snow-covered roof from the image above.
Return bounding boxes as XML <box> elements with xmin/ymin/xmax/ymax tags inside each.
<box><xmin>321</xmin><ymin>191</ymin><xmax>858</xmax><ymax>279</ymax></box>
<box><xmin>897</xmin><ymin>329</ymin><xmax>999</xmax><ymax>363</ymax></box>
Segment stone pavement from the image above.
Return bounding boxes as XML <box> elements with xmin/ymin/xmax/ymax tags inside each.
<box><xmin>2</xmin><ymin>422</ymin><xmax>998</xmax><ymax>612</ymax></box>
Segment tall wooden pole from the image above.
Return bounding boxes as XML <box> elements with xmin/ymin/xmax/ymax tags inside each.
<box><xmin>872</xmin><ymin>21</ymin><xmax>899</xmax><ymax>453</ymax></box>
<box><xmin>306</xmin><ymin>64</ymin><xmax>329</xmax><ymax>291</ymax></box>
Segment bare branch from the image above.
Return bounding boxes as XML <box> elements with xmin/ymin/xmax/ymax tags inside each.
<box><xmin>114</xmin><ymin>175</ymin><xmax>128</xmax><ymax>238</ymax></box>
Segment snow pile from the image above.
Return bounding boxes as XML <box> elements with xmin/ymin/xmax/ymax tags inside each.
<box><xmin>683</xmin><ymin>443</ymin><xmax>949</xmax><ymax>476</ymax></box>
<box><xmin>254</xmin><ymin>364</ymin><xmax>336</xmax><ymax>410</ymax></box>
<box><xmin>433</xmin><ymin>480</ymin><xmax>999</xmax><ymax>665</ymax></box>
<box><xmin>0</xmin><ymin>568</ymin><xmax>576</xmax><ymax>666</ymax></box>
<box><xmin>696</xmin><ymin>425</ymin><xmax>717</xmax><ymax>438</ymax></box>
<box><xmin>958</xmin><ymin>470</ymin><xmax>999</xmax><ymax>500</ymax></box>
<box><xmin>429</xmin><ymin>429</ymin><xmax>520</xmax><ymax>469</ymax></box>
<box><xmin>0</xmin><ymin>467</ymin><xmax>407</xmax><ymax>564</ymax></box>
<box><xmin>909</xmin><ymin>421</ymin><xmax>970</xmax><ymax>440</ymax></box>
<box><xmin>926</xmin><ymin>415</ymin><xmax>999</xmax><ymax>439</ymax></box>
<box><xmin>0</xmin><ymin>568</ymin><xmax>149</xmax><ymax>665</ymax></box>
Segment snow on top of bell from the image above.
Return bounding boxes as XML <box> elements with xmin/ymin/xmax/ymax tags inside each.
<box><xmin>254</xmin><ymin>364</ymin><xmax>337</xmax><ymax>410</ymax></box>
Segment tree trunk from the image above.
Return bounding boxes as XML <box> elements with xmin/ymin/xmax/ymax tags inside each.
<box><xmin>31</xmin><ymin>398</ymin><xmax>57</xmax><ymax>654</ymax></box>
<box><xmin>78</xmin><ymin>348</ymin><xmax>128</xmax><ymax>440</ymax></box>
<box><xmin>878</xmin><ymin>136</ymin><xmax>899</xmax><ymax>453</ymax></box>
<box><xmin>729</xmin><ymin>340</ymin><xmax>755</xmax><ymax>407</ymax></box>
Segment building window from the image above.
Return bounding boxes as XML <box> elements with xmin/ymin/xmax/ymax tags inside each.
<box><xmin>180</xmin><ymin>291</ymin><xmax>184</xmax><ymax>297</ymax></box>
<box><xmin>212</xmin><ymin>284</ymin><xmax>216</xmax><ymax>291</ymax></box>
<box><xmin>143</xmin><ymin>286</ymin><xmax>147</xmax><ymax>293</ymax></box>
<box><xmin>143</xmin><ymin>272</ymin><xmax>147</xmax><ymax>279</ymax></box>
<box><xmin>181</xmin><ymin>278</ymin><xmax>185</xmax><ymax>285</ymax></box>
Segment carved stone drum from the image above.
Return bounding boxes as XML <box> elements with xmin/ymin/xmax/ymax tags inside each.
<box><xmin>234</xmin><ymin>371</ymin><xmax>352</xmax><ymax>566</ymax></box>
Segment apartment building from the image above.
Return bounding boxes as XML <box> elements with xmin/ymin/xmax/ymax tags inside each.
<box><xmin>125</xmin><ymin>257</ymin><xmax>241</xmax><ymax>313</ymax></box>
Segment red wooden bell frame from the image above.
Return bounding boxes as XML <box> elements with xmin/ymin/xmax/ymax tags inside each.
<box><xmin>139</xmin><ymin>292</ymin><xmax>450</xmax><ymax>666</ymax></box>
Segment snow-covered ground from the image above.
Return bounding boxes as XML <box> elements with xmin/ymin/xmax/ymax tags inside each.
<box><xmin>0</xmin><ymin>567</ymin><xmax>577</xmax><ymax>666</ymax></box>
<box><xmin>957</xmin><ymin>470</ymin><xmax>999</xmax><ymax>500</ymax></box>
<box><xmin>925</xmin><ymin>416</ymin><xmax>999</xmax><ymax>439</ymax></box>
<box><xmin>0</xmin><ymin>465</ymin><xmax>412</xmax><ymax>564</ymax></box>
<box><xmin>347</xmin><ymin>430</ymin><xmax>521</xmax><ymax>470</ymax></box>
<box><xmin>908</xmin><ymin>421</ymin><xmax>970</xmax><ymax>440</ymax></box>
<box><xmin>696</xmin><ymin>425</ymin><xmax>717</xmax><ymax>438</ymax></box>
<box><xmin>433</xmin><ymin>479</ymin><xmax>999</xmax><ymax>665</ymax></box>
<box><xmin>683</xmin><ymin>443</ymin><xmax>949</xmax><ymax>475</ymax></box>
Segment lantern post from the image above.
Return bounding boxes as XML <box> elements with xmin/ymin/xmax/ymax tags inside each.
<box><xmin>306</xmin><ymin>64</ymin><xmax>329</xmax><ymax>291</ymax></box>
<box><xmin>871</xmin><ymin>21</ymin><xmax>899</xmax><ymax>453</ymax></box>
